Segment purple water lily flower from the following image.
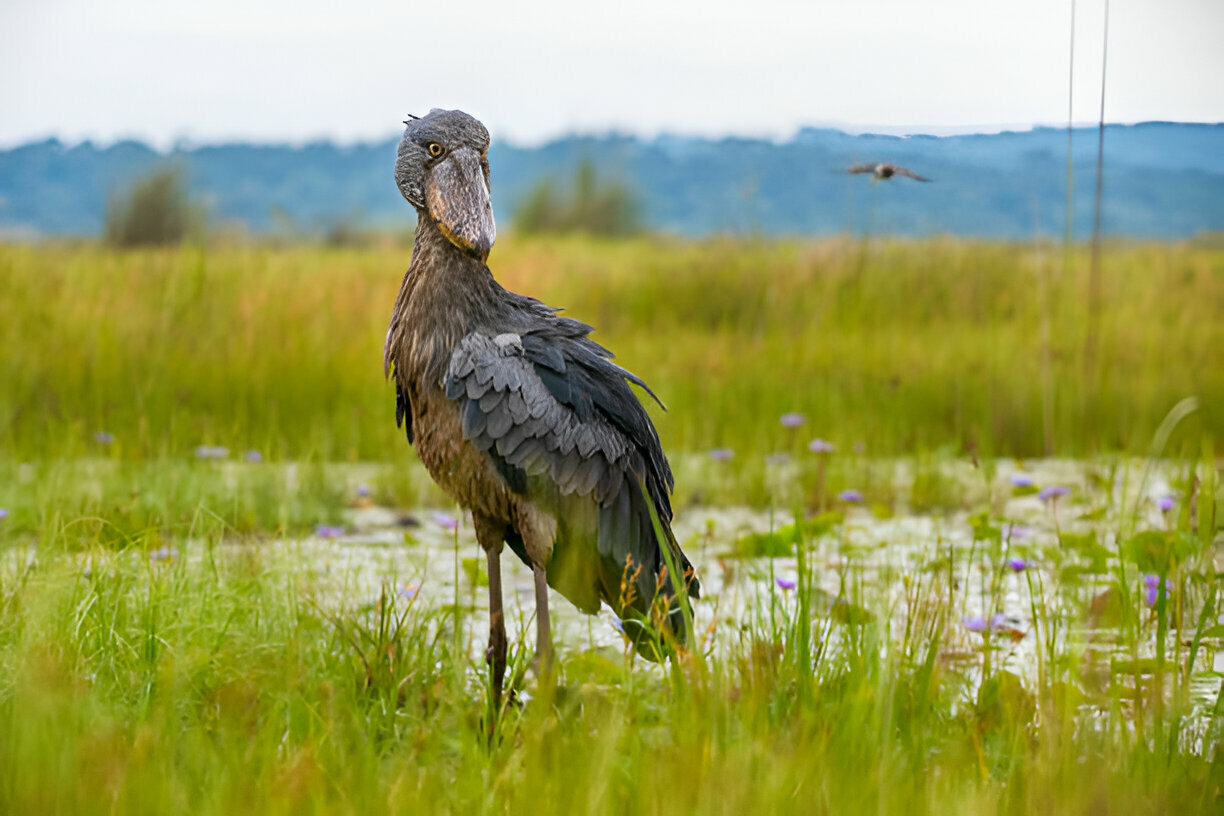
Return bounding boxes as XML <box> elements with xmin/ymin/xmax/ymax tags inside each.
<box><xmin>244</xmin><ymin>449</ymin><xmax>263</xmax><ymax>463</ymax></box>
<box><xmin>1157</xmin><ymin>496</ymin><xmax>1175</xmax><ymax>513</ymax></box>
<box><xmin>963</xmin><ymin>615</ymin><xmax>989</xmax><ymax>633</ymax></box>
<box><xmin>432</xmin><ymin>512</ymin><xmax>459</xmax><ymax>531</ymax></box>
<box><xmin>1006</xmin><ymin>558</ymin><xmax>1028</xmax><ymax>572</ymax></box>
<box><xmin>1143</xmin><ymin>574</ymin><xmax>1172</xmax><ymax>607</ymax></box>
<box><xmin>965</xmin><ymin>613</ymin><xmax>1013</xmax><ymax>633</ymax></box>
<box><xmin>94</xmin><ymin>431</ymin><xmax>115</xmax><ymax>444</ymax></box>
<box><xmin>315</xmin><ymin>524</ymin><xmax>345</xmax><ymax>539</ymax></box>
<box><xmin>776</xmin><ymin>577</ymin><xmax>797</xmax><ymax>591</ymax></box>
<box><xmin>838</xmin><ymin>489</ymin><xmax>863</xmax><ymax>503</ymax></box>
<box><xmin>1038</xmin><ymin>485</ymin><xmax>1070</xmax><ymax>503</ymax></box>
<box><xmin>708</xmin><ymin>447</ymin><xmax>735</xmax><ymax>461</ymax></box>
<box><xmin>1010</xmin><ymin>475</ymin><xmax>1034</xmax><ymax>488</ymax></box>
<box><xmin>780</xmin><ymin>413</ymin><xmax>806</xmax><ymax>428</ymax></box>
<box><xmin>808</xmin><ymin>438</ymin><xmax>835</xmax><ymax>454</ymax></box>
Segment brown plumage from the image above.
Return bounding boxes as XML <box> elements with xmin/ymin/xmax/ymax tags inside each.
<box><xmin>848</xmin><ymin>162</ymin><xmax>931</xmax><ymax>182</ymax></box>
<box><xmin>384</xmin><ymin>109</ymin><xmax>698</xmax><ymax>699</ymax></box>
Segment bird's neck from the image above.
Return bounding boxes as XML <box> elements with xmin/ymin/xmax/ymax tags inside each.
<box><xmin>385</xmin><ymin>216</ymin><xmax>506</xmax><ymax>385</ymax></box>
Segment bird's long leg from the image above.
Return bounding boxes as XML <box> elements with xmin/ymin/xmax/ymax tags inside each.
<box><xmin>486</xmin><ymin>544</ymin><xmax>507</xmax><ymax>704</ymax></box>
<box><xmin>473</xmin><ymin>516</ymin><xmax>508</xmax><ymax>707</ymax></box>
<box><xmin>533</xmin><ymin>563</ymin><xmax>553</xmax><ymax>676</ymax></box>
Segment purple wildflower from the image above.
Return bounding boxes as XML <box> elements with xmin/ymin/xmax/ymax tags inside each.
<box><xmin>149</xmin><ymin>545</ymin><xmax>179</xmax><ymax>562</ymax></box>
<box><xmin>1010</xmin><ymin>475</ymin><xmax>1034</xmax><ymax>488</ymax></box>
<box><xmin>0</xmin><ymin>508</ymin><xmax>7</xmax><ymax>520</ymax></box>
<box><xmin>1038</xmin><ymin>485</ymin><xmax>1070</xmax><ymax>503</ymax></box>
<box><xmin>397</xmin><ymin>582</ymin><xmax>419</xmax><ymax>601</ymax></box>
<box><xmin>315</xmin><ymin>524</ymin><xmax>345</xmax><ymax>539</ymax></box>
<box><xmin>194</xmin><ymin>445</ymin><xmax>229</xmax><ymax>459</ymax></box>
<box><xmin>1157</xmin><ymin>496</ymin><xmax>1175</xmax><ymax>513</ymax></box>
<box><xmin>780</xmin><ymin>413</ymin><xmax>806</xmax><ymax>428</ymax></box>
<box><xmin>356</xmin><ymin>484</ymin><xmax>371</xmax><ymax>497</ymax></box>
<box><xmin>1006</xmin><ymin>558</ymin><xmax>1028</xmax><ymax>572</ymax></box>
<box><xmin>708</xmin><ymin>447</ymin><xmax>735</xmax><ymax>461</ymax></box>
<box><xmin>1002</xmin><ymin>523</ymin><xmax>1032</xmax><ymax>540</ymax></box>
<box><xmin>244</xmin><ymin>449</ymin><xmax>263</xmax><ymax>463</ymax></box>
<box><xmin>963</xmin><ymin>615</ymin><xmax>988</xmax><ymax>633</ymax></box>
<box><xmin>776</xmin><ymin>577</ymin><xmax>797</xmax><ymax>591</ymax></box>
<box><xmin>94</xmin><ymin>431</ymin><xmax>115</xmax><ymax>444</ymax></box>
<box><xmin>808</xmin><ymin>438</ymin><xmax>835</xmax><ymax>454</ymax></box>
<box><xmin>432</xmin><ymin>512</ymin><xmax>459</xmax><ymax>530</ymax></box>
<box><xmin>1143</xmin><ymin>574</ymin><xmax>1171</xmax><ymax>607</ymax></box>
<box><xmin>838</xmin><ymin>489</ymin><xmax>863</xmax><ymax>503</ymax></box>
<box><xmin>990</xmin><ymin>613</ymin><xmax>1012</xmax><ymax>630</ymax></box>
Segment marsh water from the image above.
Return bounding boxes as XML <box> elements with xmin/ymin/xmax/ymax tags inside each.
<box><xmin>242</xmin><ymin>459</ymin><xmax>1218</xmax><ymax>730</ymax></box>
<box><xmin>17</xmin><ymin>456</ymin><xmax>1223</xmax><ymax>744</ymax></box>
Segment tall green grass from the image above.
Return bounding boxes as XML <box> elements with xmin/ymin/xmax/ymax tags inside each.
<box><xmin>0</xmin><ymin>455</ymin><xmax>1218</xmax><ymax>814</ymax></box>
<box><xmin>2</xmin><ymin>237</ymin><xmax>1219</xmax><ymax>466</ymax></box>
<box><xmin>0</xmin><ymin>237</ymin><xmax>1220</xmax><ymax>814</ymax></box>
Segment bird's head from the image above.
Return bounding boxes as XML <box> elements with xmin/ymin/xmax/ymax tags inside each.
<box><xmin>395</xmin><ymin>109</ymin><xmax>495</xmax><ymax>262</ymax></box>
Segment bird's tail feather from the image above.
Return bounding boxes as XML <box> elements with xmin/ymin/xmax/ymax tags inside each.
<box><xmin>512</xmin><ymin>477</ymin><xmax>699</xmax><ymax>661</ymax></box>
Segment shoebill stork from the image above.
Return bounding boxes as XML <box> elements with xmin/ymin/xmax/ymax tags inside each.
<box><xmin>384</xmin><ymin>109</ymin><xmax>698</xmax><ymax>699</ymax></box>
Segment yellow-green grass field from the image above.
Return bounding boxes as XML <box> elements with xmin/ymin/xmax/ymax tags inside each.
<box><xmin>3</xmin><ymin>237</ymin><xmax>1220</xmax><ymax>466</ymax></box>
<box><xmin>0</xmin><ymin>237</ymin><xmax>1221</xmax><ymax>814</ymax></box>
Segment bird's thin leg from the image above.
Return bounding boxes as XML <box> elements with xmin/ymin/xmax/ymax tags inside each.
<box><xmin>473</xmin><ymin>515</ymin><xmax>508</xmax><ymax>707</ymax></box>
<box><xmin>486</xmin><ymin>544</ymin><xmax>507</xmax><ymax>705</ymax></box>
<box><xmin>533</xmin><ymin>563</ymin><xmax>553</xmax><ymax>676</ymax></box>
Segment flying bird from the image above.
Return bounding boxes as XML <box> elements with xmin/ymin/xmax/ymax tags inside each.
<box><xmin>848</xmin><ymin>162</ymin><xmax>931</xmax><ymax>182</ymax></box>
<box><xmin>384</xmin><ymin>109</ymin><xmax>698</xmax><ymax>701</ymax></box>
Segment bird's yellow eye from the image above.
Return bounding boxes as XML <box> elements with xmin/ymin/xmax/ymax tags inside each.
<box><xmin>427</xmin><ymin>142</ymin><xmax>444</xmax><ymax>158</ymax></box>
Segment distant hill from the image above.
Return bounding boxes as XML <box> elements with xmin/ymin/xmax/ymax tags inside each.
<box><xmin>1</xmin><ymin>122</ymin><xmax>1221</xmax><ymax>239</ymax></box>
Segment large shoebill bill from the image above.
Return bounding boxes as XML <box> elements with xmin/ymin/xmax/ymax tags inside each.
<box><xmin>383</xmin><ymin>109</ymin><xmax>699</xmax><ymax>697</ymax></box>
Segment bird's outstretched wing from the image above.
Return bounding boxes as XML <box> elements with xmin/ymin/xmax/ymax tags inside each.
<box><xmin>892</xmin><ymin>165</ymin><xmax>931</xmax><ymax>182</ymax></box>
<box><xmin>847</xmin><ymin>163</ymin><xmax>877</xmax><ymax>175</ymax></box>
<box><xmin>443</xmin><ymin>325</ymin><xmax>698</xmax><ymax>625</ymax></box>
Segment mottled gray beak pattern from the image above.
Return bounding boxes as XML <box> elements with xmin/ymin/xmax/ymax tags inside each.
<box><xmin>426</xmin><ymin>147</ymin><xmax>496</xmax><ymax>262</ymax></box>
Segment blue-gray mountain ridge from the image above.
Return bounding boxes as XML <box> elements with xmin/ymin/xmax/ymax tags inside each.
<box><xmin>1</xmin><ymin>122</ymin><xmax>1220</xmax><ymax>239</ymax></box>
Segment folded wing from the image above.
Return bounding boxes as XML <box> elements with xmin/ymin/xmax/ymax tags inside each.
<box><xmin>443</xmin><ymin>325</ymin><xmax>699</xmax><ymax>629</ymax></box>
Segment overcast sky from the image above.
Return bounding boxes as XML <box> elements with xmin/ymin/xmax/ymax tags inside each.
<box><xmin>2</xmin><ymin>0</ymin><xmax>1220</xmax><ymax>148</ymax></box>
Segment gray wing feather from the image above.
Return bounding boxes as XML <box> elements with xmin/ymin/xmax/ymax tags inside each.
<box><xmin>486</xmin><ymin>405</ymin><xmax>515</xmax><ymax>438</ymax></box>
<box><xmin>462</xmin><ymin>398</ymin><xmax>488</xmax><ymax>440</ymax></box>
<box><xmin>576</xmin><ymin>427</ymin><xmax>599</xmax><ymax>459</ymax></box>
<box><xmin>451</xmin><ymin>354</ymin><xmax>476</xmax><ymax>379</ymax></box>
<box><xmin>479</xmin><ymin>389</ymin><xmax>504</xmax><ymax>413</ymax></box>
<box><xmin>506</xmin><ymin>391</ymin><xmax>530</xmax><ymax>424</ymax></box>
<box><xmin>444</xmin><ymin>333</ymin><xmax>633</xmax><ymax>502</ymax></box>
<box><xmin>474</xmin><ymin>357</ymin><xmax>497</xmax><ymax>386</ymax></box>
<box><xmin>556</xmin><ymin>450</ymin><xmax>583</xmax><ymax>490</ymax></box>
<box><xmin>442</xmin><ymin>326</ymin><xmax>699</xmax><ymax>654</ymax></box>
